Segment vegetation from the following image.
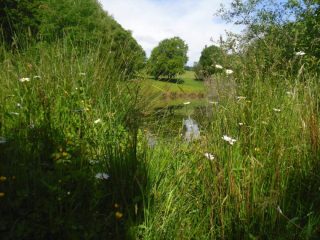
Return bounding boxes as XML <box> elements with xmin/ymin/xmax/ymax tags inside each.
<box><xmin>0</xmin><ymin>0</ymin><xmax>320</xmax><ymax>239</ymax></box>
<box><xmin>147</xmin><ymin>37</ymin><xmax>188</xmax><ymax>80</ymax></box>
<box><xmin>138</xmin><ymin>0</ymin><xmax>320</xmax><ymax>239</ymax></box>
<box><xmin>0</xmin><ymin>0</ymin><xmax>146</xmax><ymax>77</ymax></box>
<box><xmin>194</xmin><ymin>45</ymin><xmax>226</xmax><ymax>80</ymax></box>
<box><xmin>140</xmin><ymin>70</ymin><xmax>205</xmax><ymax>109</ymax></box>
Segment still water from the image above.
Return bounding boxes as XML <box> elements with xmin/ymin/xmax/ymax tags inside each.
<box><xmin>144</xmin><ymin>100</ymin><xmax>213</xmax><ymax>146</ymax></box>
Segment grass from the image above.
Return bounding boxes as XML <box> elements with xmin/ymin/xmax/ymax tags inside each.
<box><xmin>1</xmin><ymin>38</ymin><xmax>320</xmax><ymax>240</ymax></box>
<box><xmin>137</xmin><ymin>76</ymin><xmax>320</xmax><ymax>239</ymax></box>
<box><xmin>139</xmin><ymin>70</ymin><xmax>205</xmax><ymax>109</ymax></box>
<box><xmin>0</xmin><ymin>41</ymin><xmax>147</xmax><ymax>239</ymax></box>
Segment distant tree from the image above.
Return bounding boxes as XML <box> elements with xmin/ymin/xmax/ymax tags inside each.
<box><xmin>148</xmin><ymin>37</ymin><xmax>188</xmax><ymax>80</ymax></box>
<box><xmin>194</xmin><ymin>45</ymin><xmax>225</xmax><ymax>80</ymax></box>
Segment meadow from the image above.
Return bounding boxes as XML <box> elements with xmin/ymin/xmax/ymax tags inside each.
<box><xmin>139</xmin><ymin>70</ymin><xmax>205</xmax><ymax>110</ymax></box>
<box><xmin>0</xmin><ymin>32</ymin><xmax>319</xmax><ymax>240</ymax></box>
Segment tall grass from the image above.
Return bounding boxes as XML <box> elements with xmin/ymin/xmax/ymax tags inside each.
<box><xmin>136</xmin><ymin>61</ymin><xmax>320</xmax><ymax>238</ymax></box>
<box><xmin>0</xmin><ymin>34</ymin><xmax>319</xmax><ymax>240</ymax></box>
<box><xmin>0</xmin><ymin>39</ymin><xmax>147</xmax><ymax>239</ymax></box>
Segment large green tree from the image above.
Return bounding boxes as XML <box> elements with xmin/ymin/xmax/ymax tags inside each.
<box><xmin>0</xmin><ymin>0</ymin><xmax>146</xmax><ymax>77</ymax></box>
<box><xmin>194</xmin><ymin>45</ymin><xmax>225</xmax><ymax>80</ymax></box>
<box><xmin>148</xmin><ymin>37</ymin><xmax>188</xmax><ymax>80</ymax></box>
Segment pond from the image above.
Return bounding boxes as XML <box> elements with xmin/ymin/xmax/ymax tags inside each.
<box><xmin>143</xmin><ymin>99</ymin><xmax>216</xmax><ymax>146</ymax></box>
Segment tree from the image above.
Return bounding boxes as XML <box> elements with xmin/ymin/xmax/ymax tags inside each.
<box><xmin>217</xmin><ymin>0</ymin><xmax>320</xmax><ymax>75</ymax></box>
<box><xmin>194</xmin><ymin>45</ymin><xmax>225</xmax><ymax>80</ymax></box>
<box><xmin>0</xmin><ymin>0</ymin><xmax>41</xmax><ymax>44</ymax></box>
<box><xmin>148</xmin><ymin>37</ymin><xmax>188</xmax><ymax>80</ymax></box>
<box><xmin>0</xmin><ymin>0</ymin><xmax>146</xmax><ymax>77</ymax></box>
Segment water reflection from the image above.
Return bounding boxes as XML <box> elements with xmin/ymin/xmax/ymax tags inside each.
<box><xmin>146</xmin><ymin>131</ymin><xmax>157</xmax><ymax>148</ymax></box>
<box><xmin>183</xmin><ymin>116</ymin><xmax>200</xmax><ymax>142</ymax></box>
<box><xmin>143</xmin><ymin>101</ymin><xmax>209</xmax><ymax>143</ymax></box>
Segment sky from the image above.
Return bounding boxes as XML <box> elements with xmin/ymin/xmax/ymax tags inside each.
<box><xmin>99</xmin><ymin>0</ymin><xmax>243</xmax><ymax>66</ymax></box>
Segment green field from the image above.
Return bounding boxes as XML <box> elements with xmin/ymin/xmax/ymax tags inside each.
<box><xmin>139</xmin><ymin>70</ymin><xmax>206</xmax><ymax>108</ymax></box>
<box><xmin>141</xmin><ymin>71</ymin><xmax>204</xmax><ymax>94</ymax></box>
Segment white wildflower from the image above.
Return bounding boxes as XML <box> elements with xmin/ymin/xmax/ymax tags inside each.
<box><xmin>79</xmin><ymin>72</ymin><xmax>86</xmax><ymax>76</ymax></box>
<box><xmin>295</xmin><ymin>51</ymin><xmax>305</xmax><ymax>56</ymax></box>
<box><xmin>239</xmin><ymin>122</ymin><xmax>244</xmax><ymax>126</ymax></box>
<box><xmin>94</xmin><ymin>118</ymin><xmax>102</xmax><ymax>124</ymax></box>
<box><xmin>19</xmin><ymin>77</ymin><xmax>30</xmax><ymax>82</ymax></box>
<box><xmin>236</xmin><ymin>96</ymin><xmax>246</xmax><ymax>100</ymax></box>
<box><xmin>225</xmin><ymin>69</ymin><xmax>234</xmax><ymax>75</ymax></box>
<box><xmin>33</xmin><ymin>76</ymin><xmax>41</xmax><ymax>79</ymax></box>
<box><xmin>204</xmin><ymin>152</ymin><xmax>215</xmax><ymax>161</ymax></box>
<box><xmin>183</xmin><ymin>102</ymin><xmax>191</xmax><ymax>105</ymax></box>
<box><xmin>95</xmin><ymin>173</ymin><xmax>110</xmax><ymax>180</ymax></box>
<box><xmin>273</xmin><ymin>108</ymin><xmax>281</xmax><ymax>112</ymax></box>
<box><xmin>222</xmin><ymin>135</ymin><xmax>237</xmax><ymax>145</ymax></box>
<box><xmin>215</xmin><ymin>64</ymin><xmax>223</xmax><ymax>69</ymax></box>
<box><xmin>16</xmin><ymin>103</ymin><xmax>22</xmax><ymax>108</ymax></box>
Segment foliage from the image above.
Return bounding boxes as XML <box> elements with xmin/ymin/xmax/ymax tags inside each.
<box><xmin>134</xmin><ymin>1</ymin><xmax>320</xmax><ymax>239</ymax></box>
<box><xmin>217</xmin><ymin>0</ymin><xmax>320</xmax><ymax>75</ymax></box>
<box><xmin>0</xmin><ymin>0</ymin><xmax>41</xmax><ymax>44</ymax></box>
<box><xmin>137</xmin><ymin>73</ymin><xmax>320</xmax><ymax>238</ymax></box>
<box><xmin>0</xmin><ymin>41</ymin><xmax>147</xmax><ymax>239</ymax></box>
<box><xmin>148</xmin><ymin>37</ymin><xmax>188</xmax><ymax>80</ymax></box>
<box><xmin>0</xmin><ymin>0</ymin><xmax>146</xmax><ymax>77</ymax></box>
<box><xmin>194</xmin><ymin>45</ymin><xmax>226</xmax><ymax>80</ymax></box>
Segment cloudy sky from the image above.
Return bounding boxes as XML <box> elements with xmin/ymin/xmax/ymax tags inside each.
<box><xmin>99</xmin><ymin>0</ymin><xmax>243</xmax><ymax>65</ymax></box>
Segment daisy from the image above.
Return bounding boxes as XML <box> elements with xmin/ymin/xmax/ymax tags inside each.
<box><xmin>94</xmin><ymin>118</ymin><xmax>102</xmax><ymax>124</ymax></box>
<box><xmin>204</xmin><ymin>152</ymin><xmax>215</xmax><ymax>161</ymax></box>
<box><xmin>225</xmin><ymin>69</ymin><xmax>234</xmax><ymax>75</ymax></box>
<box><xmin>295</xmin><ymin>51</ymin><xmax>305</xmax><ymax>56</ymax></box>
<box><xmin>19</xmin><ymin>77</ymin><xmax>30</xmax><ymax>82</ymax></box>
<box><xmin>236</xmin><ymin>96</ymin><xmax>246</xmax><ymax>100</ymax></box>
<box><xmin>222</xmin><ymin>135</ymin><xmax>237</xmax><ymax>145</ymax></box>
<box><xmin>95</xmin><ymin>173</ymin><xmax>110</xmax><ymax>180</ymax></box>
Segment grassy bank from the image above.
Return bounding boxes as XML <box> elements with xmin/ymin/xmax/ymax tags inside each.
<box><xmin>139</xmin><ymin>70</ymin><xmax>205</xmax><ymax>109</ymax></box>
<box><xmin>0</xmin><ymin>40</ymin><xmax>319</xmax><ymax>240</ymax></box>
<box><xmin>0</xmin><ymin>42</ymin><xmax>147</xmax><ymax>239</ymax></box>
<box><xmin>137</xmin><ymin>74</ymin><xmax>320</xmax><ymax>239</ymax></box>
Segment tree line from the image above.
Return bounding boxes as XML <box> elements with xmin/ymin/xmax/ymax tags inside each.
<box><xmin>0</xmin><ymin>0</ymin><xmax>146</xmax><ymax>78</ymax></box>
<box><xmin>1</xmin><ymin>0</ymin><xmax>319</xmax><ymax>81</ymax></box>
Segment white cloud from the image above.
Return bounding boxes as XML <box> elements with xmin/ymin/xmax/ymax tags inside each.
<box><xmin>99</xmin><ymin>0</ymin><xmax>243</xmax><ymax>65</ymax></box>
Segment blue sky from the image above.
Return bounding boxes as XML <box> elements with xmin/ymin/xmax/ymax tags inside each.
<box><xmin>99</xmin><ymin>0</ymin><xmax>243</xmax><ymax>65</ymax></box>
